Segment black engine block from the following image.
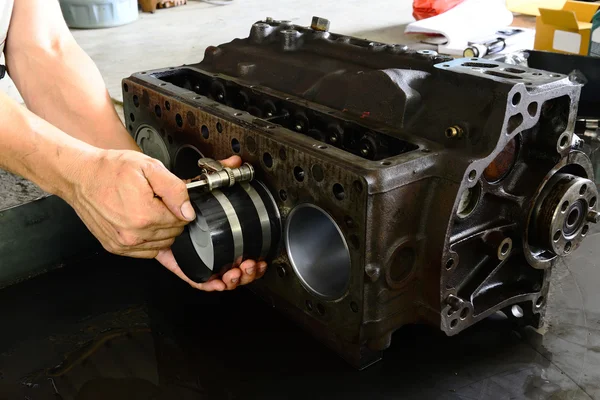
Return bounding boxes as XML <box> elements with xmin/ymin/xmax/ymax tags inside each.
<box><xmin>123</xmin><ymin>17</ymin><xmax>598</xmax><ymax>368</ymax></box>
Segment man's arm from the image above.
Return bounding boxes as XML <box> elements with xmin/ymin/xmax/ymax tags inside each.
<box><xmin>5</xmin><ymin>0</ymin><xmax>138</xmax><ymax>151</ymax></box>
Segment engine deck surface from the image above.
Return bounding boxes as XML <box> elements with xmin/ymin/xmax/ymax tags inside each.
<box><xmin>0</xmin><ymin>227</ymin><xmax>599</xmax><ymax>400</ymax></box>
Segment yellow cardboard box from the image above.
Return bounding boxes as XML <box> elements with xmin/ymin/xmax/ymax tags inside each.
<box><xmin>534</xmin><ymin>1</ymin><xmax>600</xmax><ymax>55</ymax></box>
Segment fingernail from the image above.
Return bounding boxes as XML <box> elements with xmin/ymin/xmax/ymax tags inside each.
<box><xmin>259</xmin><ymin>265</ymin><xmax>267</xmax><ymax>273</ymax></box>
<box><xmin>246</xmin><ymin>267</ymin><xmax>255</xmax><ymax>275</ymax></box>
<box><xmin>231</xmin><ymin>278</ymin><xmax>239</xmax><ymax>284</ymax></box>
<box><xmin>181</xmin><ymin>201</ymin><xmax>196</xmax><ymax>221</ymax></box>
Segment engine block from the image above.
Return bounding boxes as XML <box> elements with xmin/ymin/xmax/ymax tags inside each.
<box><xmin>122</xmin><ymin>17</ymin><xmax>598</xmax><ymax>368</ymax></box>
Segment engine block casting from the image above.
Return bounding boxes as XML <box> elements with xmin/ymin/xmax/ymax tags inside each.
<box><xmin>122</xmin><ymin>17</ymin><xmax>598</xmax><ymax>368</ymax></box>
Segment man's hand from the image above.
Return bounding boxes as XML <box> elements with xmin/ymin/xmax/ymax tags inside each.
<box><xmin>65</xmin><ymin>151</ymin><xmax>266</xmax><ymax>291</ymax></box>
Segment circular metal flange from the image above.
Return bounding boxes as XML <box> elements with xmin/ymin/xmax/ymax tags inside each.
<box><xmin>285</xmin><ymin>204</ymin><xmax>351</xmax><ymax>300</ymax></box>
<box><xmin>531</xmin><ymin>173</ymin><xmax>597</xmax><ymax>257</ymax></box>
<box><xmin>135</xmin><ymin>125</ymin><xmax>171</xmax><ymax>169</ymax></box>
<box><xmin>171</xmin><ymin>180</ymin><xmax>281</xmax><ymax>283</ymax></box>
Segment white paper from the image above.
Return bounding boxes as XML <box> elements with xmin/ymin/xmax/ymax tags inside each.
<box><xmin>405</xmin><ymin>0</ymin><xmax>514</xmax><ymax>55</ymax></box>
<box><xmin>553</xmin><ymin>30</ymin><xmax>581</xmax><ymax>54</ymax></box>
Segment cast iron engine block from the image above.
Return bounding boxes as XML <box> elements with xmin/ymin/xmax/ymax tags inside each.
<box><xmin>123</xmin><ymin>17</ymin><xmax>598</xmax><ymax>368</ymax></box>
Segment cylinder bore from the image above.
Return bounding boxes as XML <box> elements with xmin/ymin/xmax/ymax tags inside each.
<box><xmin>285</xmin><ymin>204</ymin><xmax>351</xmax><ymax>299</ymax></box>
<box><xmin>172</xmin><ymin>181</ymin><xmax>281</xmax><ymax>283</ymax></box>
<box><xmin>173</xmin><ymin>145</ymin><xmax>203</xmax><ymax>180</ymax></box>
<box><xmin>135</xmin><ymin>125</ymin><xmax>171</xmax><ymax>169</ymax></box>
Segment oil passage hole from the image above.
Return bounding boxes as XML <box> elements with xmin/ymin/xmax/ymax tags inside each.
<box><xmin>165</xmin><ymin>101</ymin><xmax>171</xmax><ymax>111</ymax></box>
<box><xmin>129</xmin><ymin>113</ymin><xmax>135</xmax><ymax>122</ymax></box>
<box><xmin>460</xmin><ymin>308</ymin><xmax>469</xmax><ymax>320</ymax></box>
<box><xmin>263</xmin><ymin>152</ymin><xmax>273</xmax><ymax>168</ymax></box>
<box><xmin>231</xmin><ymin>138</ymin><xmax>241</xmax><ymax>153</ymax></box>
<box><xmin>294</xmin><ymin>166</ymin><xmax>305</xmax><ymax>182</ymax></box>
<box><xmin>133</xmin><ymin>95</ymin><xmax>139</xmax><ymax>107</ymax></box>
<box><xmin>536</xmin><ymin>297</ymin><xmax>545</xmax><ymax>307</ymax></box>
<box><xmin>511</xmin><ymin>92</ymin><xmax>521</xmax><ymax>106</ymax></box>
<box><xmin>553</xmin><ymin>230</ymin><xmax>562</xmax><ymax>242</ymax></box>
<box><xmin>528</xmin><ymin>102</ymin><xmax>538</xmax><ymax>117</ymax></box>
<box><xmin>176</xmin><ymin>114</ymin><xmax>183</xmax><ymax>127</ymax></box>
<box><xmin>155</xmin><ymin>105</ymin><xmax>162</xmax><ymax>117</ymax></box>
<box><xmin>580</xmin><ymin>185</ymin><xmax>588</xmax><ymax>195</ymax></box>
<box><xmin>468</xmin><ymin>170</ymin><xmax>477</xmax><ymax>181</ymax></box>
<box><xmin>344</xmin><ymin>216</ymin><xmax>355</xmax><ymax>228</ymax></box>
<box><xmin>333</xmin><ymin>183</ymin><xmax>345</xmax><ymax>200</ymax></box>
<box><xmin>564</xmin><ymin>241</ymin><xmax>572</xmax><ymax>253</ymax></box>
<box><xmin>446</xmin><ymin>258</ymin><xmax>455</xmax><ymax>270</ymax></box>
<box><xmin>560</xmin><ymin>135</ymin><xmax>569</xmax><ymax>148</ymax></box>
<box><xmin>500</xmin><ymin>242</ymin><xmax>510</xmax><ymax>255</ymax></box>
<box><xmin>216</xmin><ymin>122</ymin><xmax>223</xmax><ymax>133</ymax></box>
<box><xmin>276</xmin><ymin>265</ymin><xmax>286</xmax><ymax>278</ymax></box>
<box><xmin>201</xmin><ymin>125</ymin><xmax>209</xmax><ymax>139</ymax></box>
<box><xmin>279</xmin><ymin>190</ymin><xmax>287</xmax><ymax>201</ymax></box>
<box><xmin>561</xmin><ymin>201</ymin><xmax>569</xmax><ymax>212</ymax></box>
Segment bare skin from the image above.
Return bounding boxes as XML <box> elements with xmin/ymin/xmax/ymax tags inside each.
<box><xmin>0</xmin><ymin>0</ymin><xmax>266</xmax><ymax>291</ymax></box>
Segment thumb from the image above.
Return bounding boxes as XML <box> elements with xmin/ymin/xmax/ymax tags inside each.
<box><xmin>143</xmin><ymin>162</ymin><xmax>196</xmax><ymax>222</ymax></box>
<box><xmin>155</xmin><ymin>249</ymin><xmax>226</xmax><ymax>291</ymax></box>
<box><xmin>220</xmin><ymin>155</ymin><xmax>242</xmax><ymax>168</ymax></box>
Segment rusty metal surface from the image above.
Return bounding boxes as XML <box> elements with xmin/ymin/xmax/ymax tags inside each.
<box><xmin>121</xmin><ymin>18</ymin><xmax>597</xmax><ymax>368</ymax></box>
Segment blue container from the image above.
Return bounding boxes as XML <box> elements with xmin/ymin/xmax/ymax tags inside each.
<box><xmin>59</xmin><ymin>0</ymin><xmax>138</xmax><ymax>29</ymax></box>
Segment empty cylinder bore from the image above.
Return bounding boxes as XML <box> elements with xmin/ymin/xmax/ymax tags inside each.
<box><xmin>172</xmin><ymin>181</ymin><xmax>281</xmax><ymax>283</ymax></box>
<box><xmin>285</xmin><ymin>204</ymin><xmax>352</xmax><ymax>299</ymax></box>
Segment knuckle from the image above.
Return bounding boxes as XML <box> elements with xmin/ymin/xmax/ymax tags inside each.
<box><xmin>118</xmin><ymin>232</ymin><xmax>140</xmax><ymax>247</ymax></box>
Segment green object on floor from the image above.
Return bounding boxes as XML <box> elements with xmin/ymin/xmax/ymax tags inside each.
<box><xmin>589</xmin><ymin>9</ymin><xmax>600</xmax><ymax>57</ymax></box>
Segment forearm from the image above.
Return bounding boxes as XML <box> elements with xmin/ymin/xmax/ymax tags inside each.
<box><xmin>0</xmin><ymin>91</ymin><xmax>96</xmax><ymax>199</ymax></box>
<box><xmin>7</xmin><ymin>41</ymin><xmax>138</xmax><ymax>152</ymax></box>
<box><xmin>5</xmin><ymin>0</ymin><xmax>138</xmax><ymax>151</ymax></box>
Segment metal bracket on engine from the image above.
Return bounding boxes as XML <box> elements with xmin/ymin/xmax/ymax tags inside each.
<box><xmin>185</xmin><ymin>158</ymin><xmax>254</xmax><ymax>192</ymax></box>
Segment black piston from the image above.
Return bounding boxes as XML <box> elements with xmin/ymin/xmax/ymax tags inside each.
<box><xmin>172</xmin><ymin>180</ymin><xmax>281</xmax><ymax>283</ymax></box>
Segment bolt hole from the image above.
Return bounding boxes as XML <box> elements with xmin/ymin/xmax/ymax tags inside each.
<box><xmin>353</xmin><ymin>180</ymin><xmax>363</xmax><ymax>193</ymax></box>
<box><xmin>333</xmin><ymin>183</ymin><xmax>345</xmax><ymax>200</ymax></box>
<box><xmin>293</xmin><ymin>166</ymin><xmax>305</xmax><ymax>182</ymax></box>
<box><xmin>311</xmin><ymin>164</ymin><xmax>324</xmax><ymax>182</ymax></box>
<box><xmin>201</xmin><ymin>125</ymin><xmax>209</xmax><ymax>139</ymax></box>
<box><xmin>350</xmin><ymin>301</ymin><xmax>359</xmax><ymax>313</ymax></box>
<box><xmin>350</xmin><ymin>234</ymin><xmax>360</xmax><ymax>250</ymax></box>
<box><xmin>276</xmin><ymin>265</ymin><xmax>286</xmax><ymax>278</ymax></box>
<box><xmin>381</xmin><ymin>161</ymin><xmax>391</xmax><ymax>166</ymax></box>
<box><xmin>133</xmin><ymin>95</ymin><xmax>140</xmax><ymax>107</ymax></box>
<box><xmin>231</xmin><ymin>138</ymin><xmax>241</xmax><ymax>153</ymax></box>
<box><xmin>128</xmin><ymin>124</ymin><xmax>133</xmax><ymax>132</ymax></box>
<box><xmin>511</xmin><ymin>305</ymin><xmax>524</xmax><ymax>318</ymax></box>
<box><xmin>263</xmin><ymin>152</ymin><xmax>273</xmax><ymax>168</ymax></box>
<box><xmin>344</xmin><ymin>216</ymin><xmax>355</xmax><ymax>228</ymax></box>
<box><xmin>460</xmin><ymin>308</ymin><xmax>469</xmax><ymax>320</ymax></box>
<box><xmin>560</xmin><ymin>135</ymin><xmax>569</xmax><ymax>148</ymax></box>
<box><xmin>582</xmin><ymin>225</ymin><xmax>589</xmax><ymax>235</ymax></box>
<box><xmin>160</xmin><ymin>83</ymin><xmax>167</xmax><ymax>87</ymax></box>
<box><xmin>553</xmin><ymin>230</ymin><xmax>562</xmax><ymax>242</ymax></box>
<box><xmin>443</xmin><ymin>64</ymin><xmax>450</xmax><ymax>67</ymax></box>
<box><xmin>528</xmin><ymin>102</ymin><xmax>538</xmax><ymax>117</ymax></box>
<box><xmin>193</xmin><ymin>96</ymin><xmax>202</xmax><ymax>99</ymax></box>
<box><xmin>511</xmin><ymin>92</ymin><xmax>521</xmax><ymax>106</ymax></box>
<box><xmin>447</xmin><ymin>308</ymin><xmax>455</xmax><ymax>316</ymax></box>
<box><xmin>234</xmin><ymin>112</ymin><xmax>243</xmax><ymax>116</ymax></box>
<box><xmin>279</xmin><ymin>190</ymin><xmax>287</xmax><ymax>201</ymax></box>
<box><xmin>580</xmin><ymin>185</ymin><xmax>587</xmax><ymax>195</ymax></box>
<box><xmin>536</xmin><ymin>297</ymin><xmax>545</xmax><ymax>308</ymax></box>
<box><xmin>564</xmin><ymin>241</ymin><xmax>572</xmax><ymax>253</ymax></box>
<box><xmin>167</xmin><ymin>135</ymin><xmax>173</xmax><ymax>145</ymax></box>
<box><xmin>316</xmin><ymin>303</ymin><xmax>326</xmax><ymax>316</ymax></box>
<box><xmin>561</xmin><ymin>201</ymin><xmax>569</xmax><ymax>212</ymax></box>
<box><xmin>129</xmin><ymin>113</ymin><xmax>135</xmax><ymax>122</ymax></box>
<box><xmin>165</xmin><ymin>101</ymin><xmax>171</xmax><ymax>111</ymax></box>
<box><xmin>450</xmin><ymin>319</ymin><xmax>458</xmax><ymax>329</ymax></box>
<box><xmin>591</xmin><ymin>197</ymin><xmax>597</xmax><ymax>207</ymax></box>
<box><xmin>123</xmin><ymin>83</ymin><xmax>129</xmax><ymax>92</ymax></box>
<box><xmin>500</xmin><ymin>242</ymin><xmax>510</xmax><ymax>255</ymax></box>
<box><xmin>317</xmin><ymin>145</ymin><xmax>327</xmax><ymax>149</ymax></box>
<box><xmin>217</xmin><ymin>122</ymin><xmax>223</xmax><ymax>133</ymax></box>
<box><xmin>305</xmin><ymin>300</ymin><xmax>313</xmax><ymax>311</ymax></box>
<box><xmin>279</xmin><ymin>147</ymin><xmax>287</xmax><ymax>160</ymax></box>
<box><xmin>446</xmin><ymin>258</ymin><xmax>455</xmax><ymax>270</ymax></box>
<box><xmin>155</xmin><ymin>105</ymin><xmax>162</xmax><ymax>117</ymax></box>
<box><xmin>175</xmin><ymin>114</ymin><xmax>183</xmax><ymax>127</ymax></box>
<box><xmin>468</xmin><ymin>170</ymin><xmax>477</xmax><ymax>181</ymax></box>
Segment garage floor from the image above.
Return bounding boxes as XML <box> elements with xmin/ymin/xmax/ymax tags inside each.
<box><xmin>2</xmin><ymin>2</ymin><xmax>600</xmax><ymax>399</ymax></box>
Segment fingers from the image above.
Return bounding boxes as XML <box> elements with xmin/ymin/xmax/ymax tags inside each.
<box><xmin>219</xmin><ymin>155</ymin><xmax>242</xmax><ymax>168</ymax></box>
<box><xmin>239</xmin><ymin>259</ymin><xmax>257</xmax><ymax>285</ymax></box>
<box><xmin>222</xmin><ymin>268</ymin><xmax>242</xmax><ymax>290</ymax></box>
<box><xmin>255</xmin><ymin>261</ymin><xmax>268</xmax><ymax>279</ymax></box>
<box><xmin>155</xmin><ymin>249</ymin><xmax>226</xmax><ymax>292</ymax></box>
<box><xmin>142</xmin><ymin>160</ymin><xmax>196</xmax><ymax>222</ymax></box>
